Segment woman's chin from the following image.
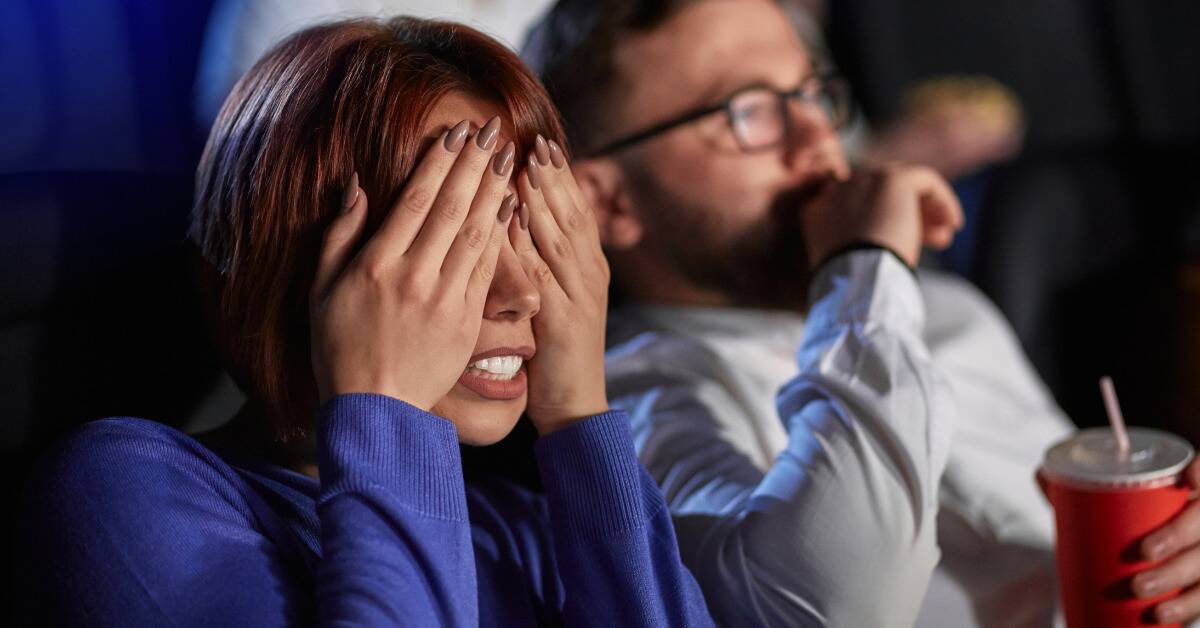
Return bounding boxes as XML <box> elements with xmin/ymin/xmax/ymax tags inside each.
<box><xmin>432</xmin><ymin>391</ymin><xmax>526</xmax><ymax>446</ymax></box>
<box><xmin>457</xmin><ymin>424</ymin><xmax>515</xmax><ymax>447</ymax></box>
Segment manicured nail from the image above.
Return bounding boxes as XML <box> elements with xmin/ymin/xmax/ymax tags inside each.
<box><xmin>519</xmin><ymin>202</ymin><xmax>530</xmax><ymax>229</ymax></box>
<box><xmin>342</xmin><ymin>172</ymin><xmax>359</xmax><ymax>211</ymax></box>
<box><xmin>547</xmin><ymin>139</ymin><xmax>566</xmax><ymax>168</ymax></box>
<box><xmin>1158</xmin><ymin>603</ymin><xmax>1181</xmax><ymax>622</ymax></box>
<box><xmin>1147</xmin><ymin>538</ymin><xmax>1171</xmax><ymax>560</ymax></box>
<box><xmin>534</xmin><ymin>134</ymin><xmax>552</xmax><ymax>166</ymax></box>
<box><xmin>527</xmin><ymin>154</ymin><xmax>542</xmax><ymax>189</ymax></box>
<box><xmin>1135</xmin><ymin>574</ymin><xmax>1162</xmax><ymax>597</ymax></box>
<box><xmin>498</xmin><ymin>194</ymin><xmax>517</xmax><ymax>222</ymax></box>
<box><xmin>493</xmin><ymin>141</ymin><xmax>516</xmax><ymax>176</ymax></box>
<box><xmin>444</xmin><ymin>120</ymin><xmax>470</xmax><ymax>152</ymax></box>
<box><xmin>477</xmin><ymin>116</ymin><xmax>501</xmax><ymax>150</ymax></box>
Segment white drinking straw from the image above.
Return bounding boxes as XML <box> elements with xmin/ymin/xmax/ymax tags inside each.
<box><xmin>1099</xmin><ymin>376</ymin><xmax>1131</xmax><ymax>461</ymax></box>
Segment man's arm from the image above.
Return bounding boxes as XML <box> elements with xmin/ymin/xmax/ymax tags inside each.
<box><xmin>612</xmin><ymin>249</ymin><xmax>954</xmax><ymax>627</ymax></box>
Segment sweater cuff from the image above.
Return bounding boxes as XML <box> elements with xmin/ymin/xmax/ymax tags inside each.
<box><xmin>318</xmin><ymin>393</ymin><xmax>467</xmax><ymax>521</ymax></box>
<box><xmin>534</xmin><ymin>411</ymin><xmax>650</xmax><ymax>537</ymax></box>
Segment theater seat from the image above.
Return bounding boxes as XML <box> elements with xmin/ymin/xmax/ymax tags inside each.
<box><xmin>0</xmin><ymin>171</ymin><xmax>241</xmax><ymax>491</ymax></box>
<box><xmin>972</xmin><ymin>149</ymin><xmax>1200</xmax><ymax>439</ymax></box>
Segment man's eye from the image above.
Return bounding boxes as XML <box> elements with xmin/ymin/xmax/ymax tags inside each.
<box><xmin>732</xmin><ymin>102</ymin><xmax>774</xmax><ymax>123</ymax></box>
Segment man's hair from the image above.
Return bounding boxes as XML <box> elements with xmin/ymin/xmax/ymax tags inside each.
<box><xmin>522</xmin><ymin>0</ymin><xmax>704</xmax><ymax>156</ymax></box>
<box><xmin>192</xmin><ymin>17</ymin><xmax>566</xmax><ymax>441</ymax></box>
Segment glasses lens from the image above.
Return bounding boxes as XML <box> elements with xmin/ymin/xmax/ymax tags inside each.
<box><xmin>729</xmin><ymin>88</ymin><xmax>786</xmax><ymax>150</ymax></box>
<box><xmin>791</xmin><ymin>76</ymin><xmax>853</xmax><ymax>130</ymax></box>
<box><xmin>818</xmin><ymin>77</ymin><xmax>852</xmax><ymax>129</ymax></box>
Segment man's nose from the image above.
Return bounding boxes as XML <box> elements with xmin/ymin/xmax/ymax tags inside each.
<box><xmin>780</xmin><ymin>99</ymin><xmax>846</xmax><ymax>178</ymax></box>
<box><xmin>483</xmin><ymin>243</ymin><xmax>540</xmax><ymax>322</ymax></box>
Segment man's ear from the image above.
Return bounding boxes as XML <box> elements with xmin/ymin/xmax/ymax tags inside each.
<box><xmin>573</xmin><ymin>158</ymin><xmax>642</xmax><ymax>251</ymax></box>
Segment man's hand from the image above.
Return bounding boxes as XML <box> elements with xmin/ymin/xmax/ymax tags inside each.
<box><xmin>801</xmin><ymin>163</ymin><xmax>964</xmax><ymax>269</ymax></box>
<box><xmin>1133</xmin><ymin>459</ymin><xmax>1200</xmax><ymax>624</ymax></box>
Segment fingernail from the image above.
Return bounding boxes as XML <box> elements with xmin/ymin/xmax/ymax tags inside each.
<box><xmin>519</xmin><ymin>202</ymin><xmax>530</xmax><ymax>229</ymax></box>
<box><xmin>498</xmin><ymin>194</ymin><xmax>517</xmax><ymax>222</ymax></box>
<box><xmin>1159</xmin><ymin>603</ymin><xmax>1181</xmax><ymax>622</ymax></box>
<box><xmin>547</xmin><ymin>139</ymin><xmax>566</xmax><ymax>169</ymax></box>
<box><xmin>477</xmin><ymin>116</ymin><xmax>501</xmax><ymax>150</ymax></box>
<box><xmin>493</xmin><ymin>141</ymin><xmax>516</xmax><ymax>176</ymax></box>
<box><xmin>444</xmin><ymin>120</ymin><xmax>470</xmax><ymax>152</ymax></box>
<box><xmin>534</xmin><ymin>134</ymin><xmax>552</xmax><ymax>166</ymax></box>
<box><xmin>527</xmin><ymin>154</ymin><xmax>541</xmax><ymax>189</ymax></box>
<box><xmin>1136</xmin><ymin>574</ymin><xmax>1162</xmax><ymax>597</ymax></box>
<box><xmin>1148</xmin><ymin>539</ymin><xmax>1171</xmax><ymax>560</ymax></box>
<box><xmin>342</xmin><ymin>172</ymin><xmax>359</xmax><ymax>211</ymax></box>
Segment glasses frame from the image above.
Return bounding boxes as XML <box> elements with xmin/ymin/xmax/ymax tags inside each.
<box><xmin>586</xmin><ymin>73</ymin><xmax>852</xmax><ymax>158</ymax></box>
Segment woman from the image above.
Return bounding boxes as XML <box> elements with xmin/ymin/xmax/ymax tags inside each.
<box><xmin>21</xmin><ymin>17</ymin><xmax>714</xmax><ymax>627</ymax></box>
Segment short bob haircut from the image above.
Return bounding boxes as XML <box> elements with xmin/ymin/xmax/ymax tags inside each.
<box><xmin>191</xmin><ymin>17</ymin><xmax>567</xmax><ymax>442</ymax></box>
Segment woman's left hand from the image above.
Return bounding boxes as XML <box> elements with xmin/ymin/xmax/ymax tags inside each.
<box><xmin>1134</xmin><ymin>458</ymin><xmax>1200</xmax><ymax>623</ymax></box>
<box><xmin>511</xmin><ymin>135</ymin><xmax>610</xmax><ymax>435</ymax></box>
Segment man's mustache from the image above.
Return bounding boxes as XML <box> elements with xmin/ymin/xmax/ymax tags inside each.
<box><xmin>769</xmin><ymin>174</ymin><xmax>838</xmax><ymax>228</ymax></box>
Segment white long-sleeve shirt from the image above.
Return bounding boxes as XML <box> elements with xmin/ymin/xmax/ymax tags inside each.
<box><xmin>605</xmin><ymin>249</ymin><xmax>1076</xmax><ymax>628</ymax></box>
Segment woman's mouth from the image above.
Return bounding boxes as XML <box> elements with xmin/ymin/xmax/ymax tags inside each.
<box><xmin>457</xmin><ymin>347</ymin><xmax>533</xmax><ymax>400</ymax></box>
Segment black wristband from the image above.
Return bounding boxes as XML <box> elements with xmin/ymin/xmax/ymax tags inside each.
<box><xmin>811</xmin><ymin>240</ymin><xmax>917</xmax><ymax>279</ymax></box>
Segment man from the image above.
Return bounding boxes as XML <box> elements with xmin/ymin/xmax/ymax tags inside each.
<box><xmin>522</xmin><ymin>1</ymin><xmax>1200</xmax><ymax>626</ymax></box>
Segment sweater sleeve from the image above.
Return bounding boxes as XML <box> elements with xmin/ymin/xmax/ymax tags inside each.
<box><xmin>20</xmin><ymin>394</ymin><xmax>477</xmax><ymax>627</ymax></box>
<box><xmin>534</xmin><ymin>411</ymin><xmax>716</xmax><ymax>628</ymax></box>
<box><xmin>315</xmin><ymin>393</ymin><xmax>476</xmax><ymax>626</ymax></box>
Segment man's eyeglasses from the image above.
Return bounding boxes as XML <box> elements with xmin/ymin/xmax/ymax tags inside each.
<box><xmin>586</xmin><ymin>74</ymin><xmax>853</xmax><ymax>157</ymax></box>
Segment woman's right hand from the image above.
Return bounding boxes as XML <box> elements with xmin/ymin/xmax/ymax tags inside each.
<box><xmin>309</xmin><ymin>117</ymin><xmax>519</xmax><ymax>411</ymax></box>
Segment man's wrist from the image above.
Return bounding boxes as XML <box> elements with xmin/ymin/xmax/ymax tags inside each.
<box><xmin>811</xmin><ymin>240</ymin><xmax>916</xmax><ymax>279</ymax></box>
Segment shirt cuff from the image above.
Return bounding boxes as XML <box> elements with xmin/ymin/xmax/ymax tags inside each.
<box><xmin>534</xmin><ymin>410</ymin><xmax>652</xmax><ymax>537</ymax></box>
<box><xmin>806</xmin><ymin>247</ymin><xmax>926</xmax><ymax>339</ymax></box>
<box><xmin>318</xmin><ymin>393</ymin><xmax>467</xmax><ymax>521</ymax></box>
<box><xmin>811</xmin><ymin>241</ymin><xmax>916</xmax><ymax>279</ymax></box>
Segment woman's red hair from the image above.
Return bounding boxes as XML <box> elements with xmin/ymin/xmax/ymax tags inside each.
<box><xmin>191</xmin><ymin>17</ymin><xmax>567</xmax><ymax>441</ymax></box>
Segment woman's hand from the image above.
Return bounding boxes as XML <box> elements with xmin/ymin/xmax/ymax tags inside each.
<box><xmin>309</xmin><ymin>118</ymin><xmax>519</xmax><ymax>411</ymax></box>
<box><xmin>511</xmin><ymin>135</ymin><xmax>610</xmax><ymax>434</ymax></box>
<box><xmin>1133</xmin><ymin>458</ymin><xmax>1200</xmax><ymax>624</ymax></box>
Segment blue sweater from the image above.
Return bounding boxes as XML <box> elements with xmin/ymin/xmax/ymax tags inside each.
<box><xmin>21</xmin><ymin>394</ymin><xmax>714</xmax><ymax>626</ymax></box>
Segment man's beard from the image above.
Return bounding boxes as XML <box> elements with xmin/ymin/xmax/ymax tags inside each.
<box><xmin>635</xmin><ymin>179</ymin><xmax>826</xmax><ymax>312</ymax></box>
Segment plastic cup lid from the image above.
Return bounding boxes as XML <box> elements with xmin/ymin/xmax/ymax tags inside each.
<box><xmin>1042</xmin><ymin>427</ymin><xmax>1194</xmax><ymax>488</ymax></box>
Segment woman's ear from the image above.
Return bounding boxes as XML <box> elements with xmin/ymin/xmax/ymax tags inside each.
<box><xmin>573</xmin><ymin>158</ymin><xmax>643</xmax><ymax>251</ymax></box>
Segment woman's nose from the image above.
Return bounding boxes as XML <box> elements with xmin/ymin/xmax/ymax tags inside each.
<box><xmin>483</xmin><ymin>241</ymin><xmax>540</xmax><ymax>321</ymax></box>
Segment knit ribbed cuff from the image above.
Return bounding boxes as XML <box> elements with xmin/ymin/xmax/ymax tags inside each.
<box><xmin>534</xmin><ymin>411</ymin><xmax>651</xmax><ymax>538</ymax></box>
<box><xmin>318</xmin><ymin>393</ymin><xmax>467</xmax><ymax>521</ymax></box>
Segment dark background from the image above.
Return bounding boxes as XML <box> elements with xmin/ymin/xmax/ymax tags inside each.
<box><xmin>826</xmin><ymin>0</ymin><xmax>1200</xmax><ymax>440</ymax></box>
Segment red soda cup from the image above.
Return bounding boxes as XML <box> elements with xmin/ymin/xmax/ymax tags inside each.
<box><xmin>1040</xmin><ymin>427</ymin><xmax>1194</xmax><ymax>627</ymax></box>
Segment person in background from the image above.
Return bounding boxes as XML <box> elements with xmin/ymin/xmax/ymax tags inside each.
<box><xmin>523</xmin><ymin>0</ymin><xmax>1200</xmax><ymax>625</ymax></box>
<box><xmin>780</xmin><ymin>0</ymin><xmax>1025</xmax><ymax>278</ymax></box>
<box><xmin>19</xmin><ymin>17</ymin><xmax>713</xmax><ymax>627</ymax></box>
<box><xmin>780</xmin><ymin>0</ymin><xmax>1026</xmax><ymax>182</ymax></box>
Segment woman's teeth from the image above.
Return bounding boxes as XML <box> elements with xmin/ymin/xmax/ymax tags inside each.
<box><xmin>465</xmin><ymin>355</ymin><xmax>523</xmax><ymax>381</ymax></box>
